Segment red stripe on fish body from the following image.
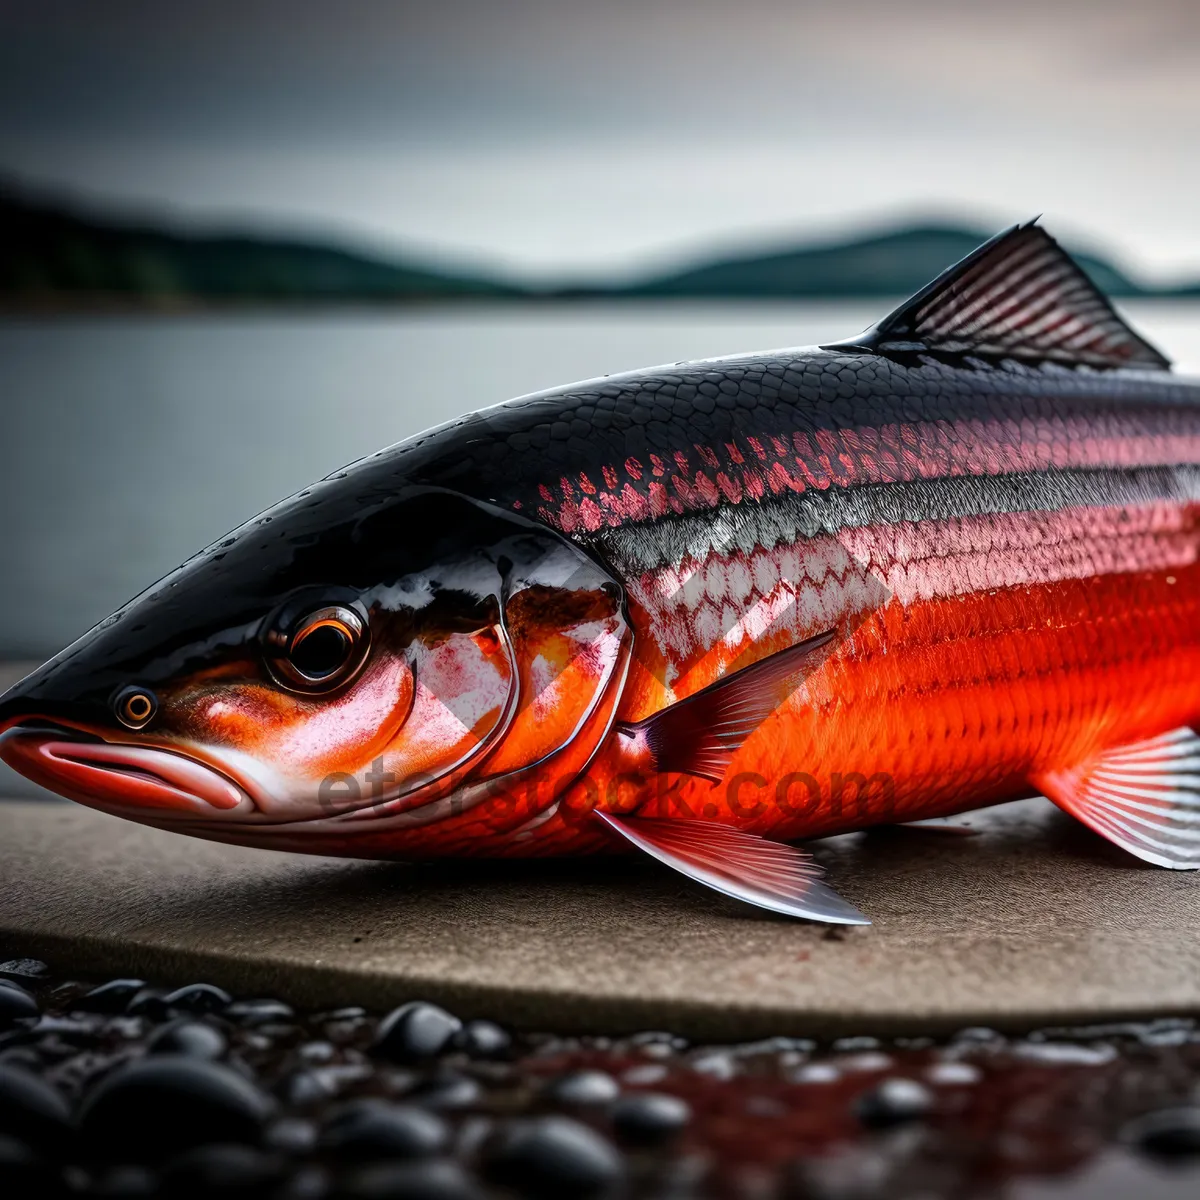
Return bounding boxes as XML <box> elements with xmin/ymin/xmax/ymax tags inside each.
<box><xmin>514</xmin><ymin>524</ymin><xmax>1194</xmax><ymax>852</ymax></box>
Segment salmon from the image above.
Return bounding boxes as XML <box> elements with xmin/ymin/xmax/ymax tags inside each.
<box><xmin>3</xmin><ymin>221</ymin><xmax>1199</xmax><ymax>924</ymax></box>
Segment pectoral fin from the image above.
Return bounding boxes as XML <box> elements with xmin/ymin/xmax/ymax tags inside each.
<box><xmin>618</xmin><ymin>628</ymin><xmax>837</xmax><ymax>784</ymax></box>
<box><xmin>1033</xmin><ymin>728</ymin><xmax>1200</xmax><ymax>868</ymax></box>
<box><xmin>596</xmin><ymin>811</ymin><xmax>870</xmax><ymax>925</ymax></box>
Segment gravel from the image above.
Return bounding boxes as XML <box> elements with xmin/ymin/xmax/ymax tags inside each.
<box><xmin>2</xmin><ymin>957</ymin><xmax>1200</xmax><ymax>1196</ymax></box>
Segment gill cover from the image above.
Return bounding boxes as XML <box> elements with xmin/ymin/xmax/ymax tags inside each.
<box><xmin>0</xmin><ymin>485</ymin><xmax>632</xmax><ymax>852</ymax></box>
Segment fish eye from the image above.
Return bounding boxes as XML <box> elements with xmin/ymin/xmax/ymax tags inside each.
<box><xmin>114</xmin><ymin>686</ymin><xmax>158</xmax><ymax>730</ymax></box>
<box><xmin>265</xmin><ymin>604</ymin><xmax>369</xmax><ymax>693</ymax></box>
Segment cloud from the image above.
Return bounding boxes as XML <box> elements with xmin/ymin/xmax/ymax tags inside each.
<box><xmin>0</xmin><ymin>0</ymin><xmax>1197</xmax><ymax>279</ymax></box>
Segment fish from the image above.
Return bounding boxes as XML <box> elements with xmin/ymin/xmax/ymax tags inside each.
<box><xmin>3</xmin><ymin>219</ymin><xmax>1200</xmax><ymax>925</ymax></box>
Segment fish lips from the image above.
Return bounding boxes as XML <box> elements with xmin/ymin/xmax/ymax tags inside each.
<box><xmin>0</xmin><ymin>723</ymin><xmax>249</xmax><ymax>816</ymax></box>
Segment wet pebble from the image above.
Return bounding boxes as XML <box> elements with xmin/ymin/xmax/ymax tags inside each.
<box><xmin>1012</xmin><ymin>1041</ymin><xmax>1117</xmax><ymax>1066</ymax></box>
<box><xmin>0</xmin><ymin>1064</ymin><xmax>72</xmax><ymax>1150</ymax></box>
<box><xmin>621</xmin><ymin>1063</ymin><xmax>668</xmax><ymax>1086</ymax></box>
<box><xmin>147</xmin><ymin>1019</ymin><xmax>227</xmax><ymax>1060</ymax></box>
<box><xmin>1125</xmin><ymin>1107</ymin><xmax>1200</xmax><ymax>1160</ymax></box>
<box><xmin>855</xmin><ymin>1078</ymin><xmax>935</xmax><ymax>1128</ymax></box>
<box><xmin>0</xmin><ymin>981</ymin><xmax>38</xmax><ymax>1028</ymax></box>
<box><xmin>926</xmin><ymin>1061</ymin><xmax>982</xmax><ymax>1086</ymax></box>
<box><xmin>0</xmin><ymin>1047</ymin><xmax>42</xmax><ymax>1073</ymax></box>
<box><xmin>78</xmin><ymin>1055</ymin><xmax>277</xmax><ymax>1160</ymax></box>
<box><xmin>833</xmin><ymin>1036</ymin><xmax>882</xmax><ymax>1052</ymax></box>
<box><xmin>542</xmin><ymin>1069</ymin><xmax>621</xmax><ymax>1107</ymax></box>
<box><xmin>324</xmin><ymin>1009</ymin><xmax>371</xmax><ymax>1043</ymax></box>
<box><xmin>838</xmin><ymin>1052</ymin><xmax>894</xmax><ymax>1073</ymax></box>
<box><xmin>0</xmin><ymin>959</ymin><xmax>48</xmax><ymax>981</ymax></box>
<box><xmin>11</xmin><ymin>961</ymin><xmax>1200</xmax><ymax>1199</ymax></box>
<box><xmin>629</xmin><ymin>1031</ymin><xmax>679</xmax><ymax>1050</ymax></box>
<box><xmin>125</xmin><ymin>990</ymin><xmax>171</xmax><ymax>1021</ymax></box>
<box><xmin>0</xmin><ymin>1133</ymin><xmax>64</xmax><ymax>1196</ymax></box>
<box><xmin>483</xmin><ymin>1115</ymin><xmax>624</xmax><ymax>1199</ymax></box>
<box><xmin>280</xmin><ymin>1063</ymin><xmax>370</xmax><ymax>1107</ymax></box>
<box><xmin>452</xmin><ymin>1020</ymin><xmax>511</xmax><ymax>1059</ymax></box>
<box><xmin>73</xmin><ymin>980</ymin><xmax>145</xmax><ymax>1015</ymax></box>
<box><xmin>297</xmin><ymin>1039</ymin><xmax>337</xmax><ymax>1065</ymax></box>
<box><xmin>373</xmin><ymin>1002</ymin><xmax>463</xmax><ymax>1064</ymax></box>
<box><xmin>952</xmin><ymin>1027</ymin><xmax>1005</xmax><ymax>1046</ymax></box>
<box><xmin>320</xmin><ymin>1099</ymin><xmax>449</xmax><ymax>1159</ymax></box>
<box><xmin>265</xmin><ymin>1116</ymin><xmax>317</xmax><ymax>1156</ymax></box>
<box><xmin>34</xmin><ymin>1013</ymin><xmax>103</xmax><ymax>1042</ymax></box>
<box><xmin>157</xmin><ymin>1143</ymin><xmax>284</xmax><ymax>1197</ymax></box>
<box><xmin>611</xmin><ymin>1092</ymin><xmax>691</xmax><ymax>1147</ymax></box>
<box><xmin>225</xmin><ymin>998</ymin><xmax>295</xmax><ymax>1026</ymax></box>
<box><xmin>791</xmin><ymin>1063</ymin><xmax>840</xmax><ymax>1084</ymax></box>
<box><xmin>163</xmin><ymin>983</ymin><xmax>232</xmax><ymax>1014</ymax></box>
<box><xmin>283</xmin><ymin>1164</ymin><xmax>331</xmax><ymax>1199</ymax></box>
<box><xmin>90</xmin><ymin>1164</ymin><xmax>157</xmax><ymax>1196</ymax></box>
<box><xmin>690</xmin><ymin>1052</ymin><xmax>738</xmax><ymax>1080</ymax></box>
<box><xmin>407</xmin><ymin>1070</ymin><xmax>483</xmax><ymax>1110</ymax></box>
<box><xmin>340</xmin><ymin>1157</ymin><xmax>484</xmax><ymax>1200</ymax></box>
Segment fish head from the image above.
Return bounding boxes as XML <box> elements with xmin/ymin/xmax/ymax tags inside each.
<box><xmin>0</xmin><ymin>480</ymin><xmax>631</xmax><ymax>852</ymax></box>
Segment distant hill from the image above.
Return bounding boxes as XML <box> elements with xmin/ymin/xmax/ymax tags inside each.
<box><xmin>0</xmin><ymin>189</ymin><xmax>521</xmax><ymax>304</ymax></box>
<box><xmin>1</xmin><ymin>185</ymin><xmax>1196</xmax><ymax>305</ymax></box>
<box><xmin>628</xmin><ymin>224</ymin><xmax>1158</xmax><ymax>300</ymax></box>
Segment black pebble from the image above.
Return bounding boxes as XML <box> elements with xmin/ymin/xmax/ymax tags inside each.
<box><xmin>0</xmin><ymin>1133</ymin><xmax>65</xmax><ymax>1197</ymax></box>
<box><xmin>610</xmin><ymin>1092</ymin><xmax>691</xmax><ymax>1147</ymax></box>
<box><xmin>158</xmin><ymin>1143</ymin><xmax>284</xmax><ymax>1197</ymax></box>
<box><xmin>147</xmin><ymin>1019</ymin><xmax>228</xmax><ymax>1060</ymax></box>
<box><xmin>279</xmin><ymin>1069</ymin><xmax>338</xmax><ymax>1108</ymax></box>
<box><xmin>0</xmin><ymin>960</ymin><xmax>48</xmax><ymax>982</ymax></box>
<box><xmin>126</xmin><ymin>989</ymin><xmax>172</xmax><ymax>1020</ymax></box>
<box><xmin>0</xmin><ymin>983</ymin><xmax>38</xmax><ymax>1028</ymax></box>
<box><xmin>542</xmin><ymin>1070</ymin><xmax>621</xmax><ymax>1106</ymax></box>
<box><xmin>298</xmin><ymin>1040</ymin><xmax>337</xmax><ymax>1065</ymax></box>
<box><xmin>225</xmin><ymin>999</ymin><xmax>295</xmax><ymax>1026</ymax></box>
<box><xmin>90</xmin><ymin>1164</ymin><xmax>158</xmax><ymax>1196</ymax></box>
<box><xmin>264</xmin><ymin>1116</ymin><xmax>317</xmax><ymax>1156</ymax></box>
<box><xmin>406</xmin><ymin>1070</ymin><xmax>482</xmax><ymax>1110</ymax></box>
<box><xmin>73</xmin><ymin>979</ymin><xmax>146</xmax><ymax>1014</ymax></box>
<box><xmin>163</xmin><ymin>983</ymin><xmax>232</xmax><ymax>1014</ymax></box>
<box><xmin>78</xmin><ymin>1055</ymin><xmax>277</xmax><ymax>1161</ymax></box>
<box><xmin>320</xmin><ymin>1099</ymin><xmax>449</xmax><ymax>1159</ymax></box>
<box><xmin>453</xmin><ymin>1020</ymin><xmax>511</xmax><ymax>1059</ymax></box>
<box><xmin>1126</xmin><ymin>1107</ymin><xmax>1200</xmax><ymax>1159</ymax></box>
<box><xmin>855</xmin><ymin>1078</ymin><xmax>935</xmax><ymax>1128</ymax></box>
<box><xmin>483</xmin><ymin>1116</ymin><xmax>624</xmax><ymax>1199</ymax></box>
<box><xmin>0</xmin><ymin>1064</ymin><xmax>72</xmax><ymax>1151</ymax></box>
<box><xmin>340</xmin><ymin>1157</ymin><xmax>484</xmax><ymax>1200</ymax></box>
<box><xmin>372</xmin><ymin>1002</ymin><xmax>463</xmax><ymax>1063</ymax></box>
<box><xmin>0</xmin><ymin>1049</ymin><xmax>41</xmax><ymax>1074</ymax></box>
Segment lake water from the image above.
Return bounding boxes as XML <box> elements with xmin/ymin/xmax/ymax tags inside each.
<box><xmin>2</xmin><ymin>301</ymin><xmax>1199</xmax><ymax>659</ymax></box>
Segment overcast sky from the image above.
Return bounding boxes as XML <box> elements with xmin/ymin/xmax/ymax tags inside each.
<box><xmin>1</xmin><ymin>0</ymin><xmax>1198</xmax><ymax>283</ymax></box>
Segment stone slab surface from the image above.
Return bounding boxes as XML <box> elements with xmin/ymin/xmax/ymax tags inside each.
<box><xmin>0</xmin><ymin>798</ymin><xmax>1197</xmax><ymax>1039</ymax></box>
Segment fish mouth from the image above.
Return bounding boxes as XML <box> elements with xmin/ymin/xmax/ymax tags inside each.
<box><xmin>0</xmin><ymin>723</ymin><xmax>250</xmax><ymax>816</ymax></box>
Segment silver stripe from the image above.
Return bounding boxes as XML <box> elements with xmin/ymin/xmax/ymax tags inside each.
<box><xmin>591</xmin><ymin>464</ymin><xmax>1200</xmax><ymax>575</ymax></box>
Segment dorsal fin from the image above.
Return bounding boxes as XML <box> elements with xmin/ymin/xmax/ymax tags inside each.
<box><xmin>831</xmin><ymin>220</ymin><xmax>1170</xmax><ymax>371</ymax></box>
